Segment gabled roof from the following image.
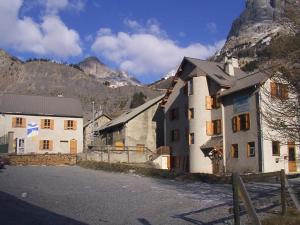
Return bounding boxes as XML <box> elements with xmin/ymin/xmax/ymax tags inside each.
<box><xmin>97</xmin><ymin>95</ymin><xmax>164</xmax><ymax>131</ymax></box>
<box><xmin>220</xmin><ymin>70</ymin><xmax>268</xmax><ymax>97</ymax></box>
<box><xmin>83</xmin><ymin>113</ymin><xmax>112</xmax><ymax>128</ymax></box>
<box><xmin>0</xmin><ymin>93</ymin><xmax>83</xmax><ymax>117</ymax></box>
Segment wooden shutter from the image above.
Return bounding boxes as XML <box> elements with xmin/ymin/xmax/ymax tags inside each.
<box><xmin>206</xmin><ymin>121</ymin><xmax>213</xmax><ymax>136</ymax></box>
<box><xmin>64</xmin><ymin>120</ymin><xmax>68</xmax><ymax>130</ymax></box>
<box><xmin>232</xmin><ymin>117</ymin><xmax>237</xmax><ymax>133</ymax></box>
<box><xmin>245</xmin><ymin>113</ymin><xmax>250</xmax><ymax>130</ymax></box>
<box><xmin>50</xmin><ymin>120</ymin><xmax>54</xmax><ymax>130</ymax></box>
<box><xmin>49</xmin><ymin>140</ymin><xmax>53</xmax><ymax>150</ymax></box>
<box><xmin>12</xmin><ymin>118</ymin><xmax>17</xmax><ymax>128</ymax></box>
<box><xmin>39</xmin><ymin>140</ymin><xmax>43</xmax><ymax>150</ymax></box>
<box><xmin>270</xmin><ymin>82</ymin><xmax>276</xmax><ymax>97</ymax></box>
<box><xmin>73</xmin><ymin>120</ymin><xmax>77</xmax><ymax>130</ymax></box>
<box><xmin>217</xmin><ymin>120</ymin><xmax>222</xmax><ymax>134</ymax></box>
<box><xmin>21</xmin><ymin>118</ymin><xmax>26</xmax><ymax>128</ymax></box>
<box><xmin>41</xmin><ymin>119</ymin><xmax>45</xmax><ymax>129</ymax></box>
<box><xmin>230</xmin><ymin>145</ymin><xmax>234</xmax><ymax>158</ymax></box>
<box><xmin>205</xmin><ymin>96</ymin><xmax>212</xmax><ymax>110</ymax></box>
<box><xmin>282</xmin><ymin>84</ymin><xmax>288</xmax><ymax>99</ymax></box>
<box><xmin>237</xmin><ymin>116</ymin><xmax>241</xmax><ymax>132</ymax></box>
<box><xmin>247</xmin><ymin>143</ymin><xmax>250</xmax><ymax>158</ymax></box>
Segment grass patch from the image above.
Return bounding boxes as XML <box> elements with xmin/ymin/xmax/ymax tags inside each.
<box><xmin>77</xmin><ymin>160</ymin><xmax>230</xmax><ymax>183</ymax></box>
<box><xmin>262</xmin><ymin>209</ymin><xmax>300</xmax><ymax>225</ymax></box>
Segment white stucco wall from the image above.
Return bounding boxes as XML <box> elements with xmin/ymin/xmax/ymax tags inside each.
<box><xmin>0</xmin><ymin>114</ymin><xmax>83</xmax><ymax>154</ymax></box>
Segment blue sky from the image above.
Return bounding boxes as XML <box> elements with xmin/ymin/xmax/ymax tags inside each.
<box><xmin>0</xmin><ymin>0</ymin><xmax>245</xmax><ymax>83</ymax></box>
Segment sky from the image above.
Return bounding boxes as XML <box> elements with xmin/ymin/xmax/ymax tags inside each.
<box><xmin>0</xmin><ymin>0</ymin><xmax>245</xmax><ymax>83</ymax></box>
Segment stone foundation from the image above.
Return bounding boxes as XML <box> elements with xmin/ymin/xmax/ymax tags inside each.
<box><xmin>8</xmin><ymin>154</ymin><xmax>77</xmax><ymax>166</ymax></box>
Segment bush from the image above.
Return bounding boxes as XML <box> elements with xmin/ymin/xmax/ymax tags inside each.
<box><xmin>129</xmin><ymin>92</ymin><xmax>146</xmax><ymax>108</ymax></box>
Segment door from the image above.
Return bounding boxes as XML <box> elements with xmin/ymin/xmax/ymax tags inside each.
<box><xmin>288</xmin><ymin>142</ymin><xmax>297</xmax><ymax>172</ymax></box>
<box><xmin>70</xmin><ymin>139</ymin><xmax>77</xmax><ymax>154</ymax></box>
<box><xmin>16</xmin><ymin>138</ymin><xmax>25</xmax><ymax>154</ymax></box>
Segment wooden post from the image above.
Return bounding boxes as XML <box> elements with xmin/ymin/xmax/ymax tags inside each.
<box><xmin>127</xmin><ymin>147</ymin><xmax>130</xmax><ymax>163</ymax></box>
<box><xmin>108</xmin><ymin>146</ymin><xmax>111</xmax><ymax>164</ymax></box>
<box><xmin>280</xmin><ymin>169</ymin><xmax>287</xmax><ymax>215</ymax></box>
<box><xmin>232</xmin><ymin>173</ymin><xmax>240</xmax><ymax>225</ymax></box>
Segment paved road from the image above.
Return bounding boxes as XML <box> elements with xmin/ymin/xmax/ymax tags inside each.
<box><xmin>0</xmin><ymin>166</ymin><xmax>299</xmax><ymax>225</ymax></box>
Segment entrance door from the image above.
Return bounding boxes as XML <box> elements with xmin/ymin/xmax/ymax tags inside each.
<box><xmin>288</xmin><ymin>142</ymin><xmax>297</xmax><ymax>172</ymax></box>
<box><xmin>70</xmin><ymin>139</ymin><xmax>77</xmax><ymax>154</ymax></box>
<box><xmin>16</xmin><ymin>138</ymin><xmax>25</xmax><ymax>154</ymax></box>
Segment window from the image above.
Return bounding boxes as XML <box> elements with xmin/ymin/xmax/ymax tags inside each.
<box><xmin>189</xmin><ymin>133</ymin><xmax>195</xmax><ymax>145</ymax></box>
<box><xmin>206</xmin><ymin>120</ymin><xmax>222</xmax><ymax>136</ymax></box>
<box><xmin>247</xmin><ymin>142</ymin><xmax>255</xmax><ymax>157</ymax></box>
<box><xmin>42</xmin><ymin>119</ymin><xmax>53</xmax><ymax>129</ymax></box>
<box><xmin>232</xmin><ymin>113</ymin><xmax>250</xmax><ymax>132</ymax></box>
<box><xmin>171</xmin><ymin>129</ymin><xmax>180</xmax><ymax>142</ymax></box>
<box><xmin>206</xmin><ymin>95</ymin><xmax>220</xmax><ymax>110</ymax></box>
<box><xmin>169</xmin><ymin>108</ymin><xmax>179</xmax><ymax>121</ymax></box>
<box><xmin>272</xmin><ymin>141</ymin><xmax>280</xmax><ymax>156</ymax></box>
<box><xmin>64</xmin><ymin>120</ymin><xmax>77</xmax><ymax>130</ymax></box>
<box><xmin>12</xmin><ymin>117</ymin><xmax>26</xmax><ymax>128</ymax></box>
<box><xmin>189</xmin><ymin>108</ymin><xmax>194</xmax><ymax>119</ymax></box>
<box><xmin>40</xmin><ymin>140</ymin><xmax>53</xmax><ymax>150</ymax></box>
<box><xmin>188</xmin><ymin>79</ymin><xmax>193</xmax><ymax>95</ymax></box>
<box><xmin>270</xmin><ymin>82</ymin><xmax>288</xmax><ymax>99</ymax></box>
<box><xmin>231</xmin><ymin>144</ymin><xmax>239</xmax><ymax>158</ymax></box>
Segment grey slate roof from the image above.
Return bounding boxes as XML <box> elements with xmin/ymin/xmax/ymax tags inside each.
<box><xmin>97</xmin><ymin>95</ymin><xmax>164</xmax><ymax>131</ymax></box>
<box><xmin>220</xmin><ymin>70</ymin><xmax>268</xmax><ymax>97</ymax></box>
<box><xmin>200</xmin><ymin>136</ymin><xmax>223</xmax><ymax>150</ymax></box>
<box><xmin>83</xmin><ymin>113</ymin><xmax>112</xmax><ymax>128</ymax></box>
<box><xmin>185</xmin><ymin>57</ymin><xmax>249</xmax><ymax>87</ymax></box>
<box><xmin>0</xmin><ymin>93</ymin><xmax>83</xmax><ymax>117</ymax></box>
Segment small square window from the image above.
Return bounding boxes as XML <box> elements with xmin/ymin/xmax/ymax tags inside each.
<box><xmin>272</xmin><ymin>141</ymin><xmax>280</xmax><ymax>156</ymax></box>
<box><xmin>43</xmin><ymin>140</ymin><xmax>50</xmax><ymax>150</ymax></box>
<box><xmin>189</xmin><ymin>133</ymin><xmax>195</xmax><ymax>145</ymax></box>
<box><xmin>247</xmin><ymin>142</ymin><xmax>255</xmax><ymax>157</ymax></box>
<box><xmin>44</xmin><ymin>119</ymin><xmax>51</xmax><ymax>129</ymax></box>
<box><xmin>231</xmin><ymin>144</ymin><xmax>238</xmax><ymax>158</ymax></box>
<box><xmin>189</xmin><ymin>108</ymin><xmax>194</xmax><ymax>119</ymax></box>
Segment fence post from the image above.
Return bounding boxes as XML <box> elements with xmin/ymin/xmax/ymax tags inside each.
<box><xmin>127</xmin><ymin>146</ymin><xmax>130</xmax><ymax>163</ymax></box>
<box><xmin>108</xmin><ymin>146</ymin><xmax>111</xmax><ymax>164</ymax></box>
<box><xmin>280</xmin><ymin>169</ymin><xmax>287</xmax><ymax>215</ymax></box>
<box><xmin>232</xmin><ymin>173</ymin><xmax>240</xmax><ymax>225</ymax></box>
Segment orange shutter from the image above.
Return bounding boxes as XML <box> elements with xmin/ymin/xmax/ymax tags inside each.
<box><xmin>245</xmin><ymin>113</ymin><xmax>250</xmax><ymax>130</ymax></box>
<box><xmin>205</xmin><ymin>96</ymin><xmax>212</xmax><ymax>110</ymax></box>
<box><xmin>41</xmin><ymin>119</ymin><xmax>44</xmax><ymax>129</ymax></box>
<box><xmin>232</xmin><ymin>117</ymin><xmax>237</xmax><ymax>133</ymax></box>
<box><xmin>282</xmin><ymin>84</ymin><xmax>288</xmax><ymax>99</ymax></box>
<box><xmin>39</xmin><ymin>140</ymin><xmax>43</xmax><ymax>150</ymax></box>
<box><xmin>237</xmin><ymin>116</ymin><xmax>241</xmax><ymax>132</ymax></box>
<box><xmin>270</xmin><ymin>82</ymin><xmax>276</xmax><ymax>97</ymax></box>
<box><xmin>73</xmin><ymin>120</ymin><xmax>77</xmax><ymax>130</ymax></box>
<box><xmin>64</xmin><ymin>120</ymin><xmax>68</xmax><ymax>130</ymax></box>
<box><xmin>49</xmin><ymin>140</ymin><xmax>53</xmax><ymax>150</ymax></box>
<box><xmin>206</xmin><ymin>121</ymin><xmax>213</xmax><ymax>136</ymax></box>
<box><xmin>12</xmin><ymin>118</ymin><xmax>17</xmax><ymax>128</ymax></box>
<box><xmin>22</xmin><ymin>118</ymin><xmax>26</xmax><ymax>128</ymax></box>
<box><xmin>230</xmin><ymin>145</ymin><xmax>234</xmax><ymax>158</ymax></box>
<box><xmin>247</xmin><ymin>143</ymin><xmax>250</xmax><ymax>158</ymax></box>
<box><xmin>50</xmin><ymin>120</ymin><xmax>54</xmax><ymax>130</ymax></box>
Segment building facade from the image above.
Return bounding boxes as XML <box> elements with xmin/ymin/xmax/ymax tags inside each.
<box><xmin>0</xmin><ymin>94</ymin><xmax>83</xmax><ymax>155</ymax></box>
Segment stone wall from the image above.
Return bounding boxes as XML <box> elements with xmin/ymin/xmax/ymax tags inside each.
<box><xmin>8</xmin><ymin>154</ymin><xmax>77</xmax><ymax>166</ymax></box>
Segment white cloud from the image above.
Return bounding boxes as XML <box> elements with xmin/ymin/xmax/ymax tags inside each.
<box><xmin>45</xmin><ymin>0</ymin><xmax>69</xmax><ymax>14</ymax></box>
<box><xmin>0</xmin><ymin>0</ymin><xmax>82</xmax><ymax>58</ymax></box>
<box><xmin>92</xmin><ymin>20</ymin><xmax>225</xmax><ymax>77</ymax></box>
<box><xmin>206</xmin><ymin>22</ymin><xmax>218</xmax><ymax>33</ymax></box>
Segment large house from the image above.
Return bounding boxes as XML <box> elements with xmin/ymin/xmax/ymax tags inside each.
<box><xmin>161</xmin><ymin>57</ymin><xmax>299</xmax><ymax>174</ymax></box>
<box><xmin>0</xmin><ymin>94</ymin><xmax>83</xmax><ymax>155</ymax></box>
<box><xmin>95</xmin><ymin>95</ymin><xmax>164</xmax><ymax>152</ymax></box>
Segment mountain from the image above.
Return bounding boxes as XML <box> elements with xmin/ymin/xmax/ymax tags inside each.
<box><xmin>148</xmin><ymin>70</ymin><xmax>176</xmax><ymax>90</ymax></box>
<box><xmin>78</xmin><ymin>56</ymin><xmax>141</xmax><ymax>88</ymax></box>
<box><xmin>215</xmin><ymin>0</ymin><xmax>299</xmax><ymax>67</ymax></box>
<box><xmin>0</xmin><ymin>49</ymin><xmax>163</xmax><ymax>121</ymax></box>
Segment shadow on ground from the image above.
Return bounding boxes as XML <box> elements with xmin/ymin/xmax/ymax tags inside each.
<box><xmin>0</xmin><ymin>191</ymin><xmax>88</xmax><ymax>225</ymax></box>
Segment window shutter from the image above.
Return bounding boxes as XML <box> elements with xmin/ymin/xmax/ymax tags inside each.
<box><xmin>73</xmin><ymin>120</ymin><xmax>77</xmax><ymax>130</ymax></box>
<box><xmin>50</xmin><ymin>120</ymin><xmax>54</xmax><ymax>130</ymax></box>
<box><xmin>206</xmin><ymin>121</ymin><xmax>213</xmax><ymax>136</ymax></box>
<box><xmin>247</xmin><ymin>143</ymin><xmax>250</xmax><ymax>158</ymax></box>
<box><xmin>205</xmin><ymin>96</ymin><xmax>212</xmax><ymax>110</ymax></box>
<box><xmin>41</xmin><ymin>119</ymin><xmax>44</xmax><ymax>129</ymax></box>
<box><xmin>22</xmin><ymin>118</ymin><xmax>26</xmax><ymax>128</ymax></box>
<box><xmin>217</xmin><ymin>120</ymin><xmax>222</xmax><ymax>134</ymax></box>
<box><xmin>245</xmin><ymin>113</ymin><xmax>250</xmax><ymax>130</ymax></box>
<box><xmin>230</xmin><ymin>146</ymin><xmax>234</xmax><ymax>158</ymax></box>
<box><xmin>270</xmin><ymin>82</ymin><xmax>276</xmax><ymax>97</ymax></box>
<box><xmin>12</xmin><ymin>118</ymin><xmax>16</xmax><ymax>128</ymax></box>
<box><xmin>49</xmin><ymin>140</ymin><xmax>53</xmax><ymax>150</ymax></box>
<box><xmin>237</xmin><ymin>116</ymin><xmax>241</xmax><ymax>132</ymax></box>
<box><xmin>64</xmin><ymin>120</ymin><xmax>68</xmax><ymax>130</ymax></box>
<box><xmin>232</xmin><ymin>117</ymin><xmax>237</xmax><ymax>133</ymax></box>
<box><xmin>39</xmin><ymin>140</ymin><xmax>43</xmax><ymax>150</ymax></box>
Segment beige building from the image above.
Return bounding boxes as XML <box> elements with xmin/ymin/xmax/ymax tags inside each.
<box><xmin>83</xmin><ymin>113</ymin><xmax>111</xmax><ymax>149</ymax></box>
<box><xmin>95</xmin><ymin>95</ymin><xmax>164</xmax><ymax>152</ymax></box>
<box><xmin>0</xmin><ymin>94</ymin><xmax>83</xmax><ymax>155</ymax></box>
<box><xmin>162</xmin><ymin>57</ymin><xmax>299</xmax><ymax>174</ymax></box>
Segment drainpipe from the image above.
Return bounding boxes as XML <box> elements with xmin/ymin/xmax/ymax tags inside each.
<box><xmin>256</xmin><ymin>89</ymin><xmax>264</xmax><ymax>172</ymax></box>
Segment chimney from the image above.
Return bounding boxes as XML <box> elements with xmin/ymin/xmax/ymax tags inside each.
<box><xmin>224</xmin><ymin>57</ymin><xmax>239</xmax><ymax>76</ymax></box>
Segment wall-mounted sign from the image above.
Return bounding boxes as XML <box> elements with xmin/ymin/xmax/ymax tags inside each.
<box><xmin>27</xmin><ymin>123</ymin><xmax>38</xmax><ymax>138</ymax></box>
<box><xmin>233</xmin><ymin>95</ymin><xmax>249</xmax><ymax>114</ymax></box>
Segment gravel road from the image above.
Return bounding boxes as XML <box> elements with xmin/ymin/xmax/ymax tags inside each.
<box><xmin>0</xmin><ymin>166</ymin><xmax>298</xmax><ymax>225</ymax></box>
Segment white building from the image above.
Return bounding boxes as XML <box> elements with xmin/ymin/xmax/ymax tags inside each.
<box><xmin>0</xmin><ymin>94</ymin><xmax>83</xmax><ymax>155</ymax></box>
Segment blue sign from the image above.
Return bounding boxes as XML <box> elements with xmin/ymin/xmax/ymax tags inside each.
<box><xmin>233</xmin><ymin>95</ymin><xmax>249</xmax><ymax>114</ymax></box>
<box><xmin>27</xmin><ymin>123</ymin><xmax>38</xmax><ymax>138</ymax></box>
